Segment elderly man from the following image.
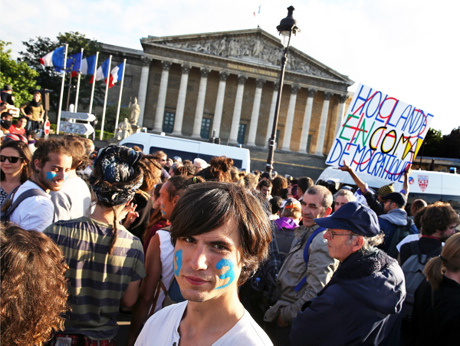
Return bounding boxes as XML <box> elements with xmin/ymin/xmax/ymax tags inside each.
<box><xmin>264</xmin><ymin>185</ymin><xmax>338</xmax><ymax>345</ymax></box>
<box><xmin>290</xmin><ymin>201</ymin><xmax>406</xmax><ymax>345</ymax></box>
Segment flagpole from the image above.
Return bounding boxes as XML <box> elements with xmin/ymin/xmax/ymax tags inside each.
<box><xmin>100</xmin><ymin>55</ymin><xmax>112</xmax><ymax>140</ymax></box>
<box><xmin>56</xmin><ymin>44</ymin><xmax>68</xmax><ymax>135</ymax></box>
<box><xmin>66</xmin><ymin>73</ymin><xmax>73</xmax><ymax>111</ymax></box>
<box><xmin>114</xmin><ymin>59</ymin><xmax>127</xmax><ymax>137</ymax></box>
<box><xmin>74</xmin><ymin>48</ymin><xmax>84</xmax><ymax>112</ymax></box>
<box><xmin>89</xmin><ymin>52</ymin><xmax>99</xmax><ymax>114</ymax></box>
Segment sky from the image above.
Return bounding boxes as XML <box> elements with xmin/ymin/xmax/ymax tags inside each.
<box><xmin>2</xmin><ymin>0</ymin><xmax>459</xmax><ymax>135</ymax></box>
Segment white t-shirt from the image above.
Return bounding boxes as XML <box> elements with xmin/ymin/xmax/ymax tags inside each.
<box><xmin>10</xmin><ymin>180</ymin><xmax>54</xmax><ymax>232</ymax></box>
<box><xmin>135</xmin><ymin>301</ymin><xmax>273</xmax><ymax>346</ymax></box>
<box><xmin>50</xmin><ymin>176</ymin><xmax>92</xmax><ymax>221</ymax></box>
<box><xmin>153</xmin><ymin>229</ymin><xmax>175</xmax><ymax>313</ymax></box>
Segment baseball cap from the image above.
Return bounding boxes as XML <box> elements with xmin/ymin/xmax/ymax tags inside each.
<box><xmin>314</xmin><ymin>201</ymin><xmax>381</xmax><ymax>237</ymax></box>
<box><xmin>377</xmin><ymin>183</ymin><xmax>395</xmax><ymax>196</ymax></box>
<box><xmin>383</xmin><ymin>192</ymin><xmax>407</xmax><ymax>207</ymax></box>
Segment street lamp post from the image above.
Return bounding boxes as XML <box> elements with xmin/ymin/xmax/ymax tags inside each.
<box><xmin>266</xmin><ymin>5</ymin><xmax>300</xmax><ymax>175</ymax></box>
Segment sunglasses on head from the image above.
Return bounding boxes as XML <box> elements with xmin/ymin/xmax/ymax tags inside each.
<box><xmin>0</xmin><ymin>155</ymin><xmax>23</xmax><ymax>163</ymax></box>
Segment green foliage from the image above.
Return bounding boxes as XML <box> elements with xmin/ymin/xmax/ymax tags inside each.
<box><xmin>420</xmin><ymin>127</ymin><xmax>460</xmax><ymax>159</ymax></box>
<box><xmin>420</xmin><ymin>128</ymin><xmax>443</xmax><ymax>157</ymax></box>
<box><xmin>18</xmin><ymin>32</ymin><xmax>104</xmax><ymax>113</ymax></box>
<box><xmin>102</xmin><ymin>105</ymin><xmax>130</xmax><ymax>133</ymax></box>
<box><xmin>439</xmin><ymin>126</ymin><xmax>460</xmax><ymax>159</ymax></box>
<box><xmin>0</xmin><ymin>41</ymin><xmax>40</xmax><ymax>106</ymax></box>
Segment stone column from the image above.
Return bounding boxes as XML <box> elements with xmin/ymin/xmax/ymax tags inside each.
<box><xmin>228</xmin><ymin>75</ymin><xmax>248</xmax><ymax>145</ymax></box>
<box><xmin>281</xmin><ymin>84</ymin><xmax>300</xmax><ymax>151</ymax></box>
<box><xmin>172</xmin><ymin>64</ymin><xmax>191</xmax><ymax>136</ymax></box>
<box><xmin>265</xmin><ymin>81</ymin><xmax>279</xmax><ymax>148</ymax></box>
<box><xmin>314</xmin><ymin>91</ymin><xmax>332</xmax><ymax>156</ymax></box>
<box><xmin>298</xmin><ymin>88</ymin><xmax>317</xmax><ymax>153</ymax></box>
<box><xmin>212</xmin><ymin>71</ymin><xmax>229</xmax><ymax>138</ymax></box>
<box><xmin>153</xmin><ymin>61</ymin><xmax>171</xmax><ymax>132</ymax></box>
<box><xmin>247</xmin><ymin>78</ymin><xmax>265</xmax><ymax>146</ymax></box>
<box><xmin>335</xmin><ymin>94</ymin><xmax>348</xmax><ymax>137</ymax></box>
<box><xmin>137</xmin><ymin>56</ymin><xmax>151</xmax><ymax>127</ymax></box>
<box><xmin>191</xmin><ymin>68</ymin><xmax>211</xmax><ymax>138</ymax></box>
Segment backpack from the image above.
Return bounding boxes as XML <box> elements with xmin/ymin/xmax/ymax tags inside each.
<box><xmin>245</xmin><ymin>228</ymin><xmax>286</xmax><ymax>314</ymax></box>
<box><xmin>1</xmin><ymin>188</ymin><xmax>49</xmax><ymax>223</ymax></box>
<box><xmin>385</xmin><ymin>217</ymin><xmax>414</xmax><ymax>259</ymax></box>
<box><xmin>401</xmin><ymin>241</ymin><xmax>441</xmax><ymax>321</ymax></box>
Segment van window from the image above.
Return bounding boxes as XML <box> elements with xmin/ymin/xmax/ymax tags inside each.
<box><xmin>148</xmin><ymin>147</ymin><xmax>243</xmax><ymax>169</ymax></box>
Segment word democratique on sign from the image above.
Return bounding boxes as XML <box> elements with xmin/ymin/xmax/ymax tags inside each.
<box><xmin>326</xmin><ymin>84</ymin><xmax>434</xmax><ymax>183</ymax></box>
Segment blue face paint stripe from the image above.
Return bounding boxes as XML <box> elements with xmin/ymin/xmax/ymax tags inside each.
<box><xmin>174</xmin><ymin>249</ymin><xmax>182</xmax><ymax>276</ymax></box>
<box><xmin>46</xmin><ymin>171</ymin><xmax>57</xmax><ymax>181</ymax></box>
<box><xmin>215</xmin><ymin>258</ymin><xmax>235</xmax><ymax>290</ymax></box>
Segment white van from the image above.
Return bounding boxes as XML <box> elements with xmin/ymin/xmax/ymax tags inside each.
<box><xmin>120</xmin><ymin>132</ymin><xmax>251</xmax><ymax>171</ymax></box>
<box><xmin>317</xmin><ymin>166</ymin><xmax>460</xmax><ymax>211</ymax></box>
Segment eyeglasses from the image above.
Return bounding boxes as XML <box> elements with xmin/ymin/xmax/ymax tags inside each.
<box><xmin>0</xmin><ymin>155</ymin><xmax>23</xmax><ymax>163</ymax></box>
<box><xmin>326</xmin><ymin>229</ymin><xmax>352</xmax><ymax>239</ymax></box>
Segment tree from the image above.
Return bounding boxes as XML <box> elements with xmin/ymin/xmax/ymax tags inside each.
<box><xmin>0</xmin><ymin>41</ymin><xmax>40</xmax><ymax>107</ymax></box>
<box><xmin>420</xmin><ymin>128</ymin><xmax>443</xmax><ymax>157</ymax></box>
<box><xmin>439</xmin><ymin>127</ymin><xmax>460</xmax><ymax>159</ymax></box>
<box><xmin>18</xmin><ymin>32</ymin><xmax>105</xmax><ymax>118</ymax></box>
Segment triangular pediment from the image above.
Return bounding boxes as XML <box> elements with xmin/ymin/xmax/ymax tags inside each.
<box><xmin>141</xmin><ymin>29</ymin><xmax>352</xmax><ymax>84</ymax></box>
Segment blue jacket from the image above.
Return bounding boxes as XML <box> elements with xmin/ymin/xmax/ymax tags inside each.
<box><xmin>290</xmin><ymin>248</ymin><xmax>406</xmax><ymax>346</ymax></box>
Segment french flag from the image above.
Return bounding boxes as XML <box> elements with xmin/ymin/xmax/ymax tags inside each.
<box><xmin>40</xmin><ymin>46</ymin><xmax>66</xmax><ymax>68</ymax></box>
<box><xmin>81</xmin><ymin>55</ymin><xmax>97</xmax><ymax>75</ymax></box>
<box><xmin>108</xmin><ymin>62</ymin><xmax>125</xmax><ymax>88</ymax></box>
<box><xmin>90</xmin><ymin>58</ymin><xmax>110</xmax><ymax>84</ymax></box>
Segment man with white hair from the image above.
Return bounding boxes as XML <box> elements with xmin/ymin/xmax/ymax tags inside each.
<box><xmin>193</xmin><ymin>158</ymin><xmax>208</xmax><ymax>173</ymax></box>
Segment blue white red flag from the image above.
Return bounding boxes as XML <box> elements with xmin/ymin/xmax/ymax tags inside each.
<box><xmin>81</xmin><ymin>55</ymin><xmax>97</xmax><ymax>75</ymax></box>
<box><xmin>91</xmin><ymin>58</ymin><xmax>110</xmax><ymax>84</ymax></box>
<box><xmin>40</xmin><ymin>46</ymin><xmax>66</xmax><ymax>69</ymax></box>
<box><xmin>108</xmin><ymin>62</ymin><xmax>124</xmax><ymax>88</ymax></box>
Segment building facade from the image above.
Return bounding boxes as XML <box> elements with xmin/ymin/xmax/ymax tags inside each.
<box><xmin>103</xmin><ymin>28</ymin><xmax>353</xmax><ymax>155</ymax></box>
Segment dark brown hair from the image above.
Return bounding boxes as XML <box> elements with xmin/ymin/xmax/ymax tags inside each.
<box><xmin>271</xmin><ymin>176</ymin><xmax>288</xmax><ymax>197</ymax></box>
<box><xmin>1</xmin><ymin>224</ymin><xmax>69</xmax><ymax>345</ymax></box>
<box><xmin>421</xmin><ymin>202</ymin><xmax>459</xmax><ymax>236</ymax></box>
<box><xmin>31</xmin><ymin>138</ymin><xmax>71</xmax><ymax>174</ymax></box>
<box><xmin>0</xmin><ymin>140</ymin><xmax>32</xmax><ymax>182</ymax></box>
<box><xmin>170</xmin><ymin>182</ymin><xmax>272</xmax><ymax>285</ymax></box>
<box><xmin>62</xmin><ymin>135</ymin><xmax>88</xmax><ymax>170</ymax></box>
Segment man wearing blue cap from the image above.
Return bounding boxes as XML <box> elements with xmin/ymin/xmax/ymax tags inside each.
<box><xmin>290</xmin><ymin>201</ymin><xmax>406</xmax><ymax>346</ymax></box>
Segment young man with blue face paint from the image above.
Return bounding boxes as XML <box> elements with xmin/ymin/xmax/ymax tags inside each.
<box><xmin>135</xmin><ymin>182</ymin><xmax>273</xmax><ymax>345</ymax></box>
<box><xmin>9</xmin><ymin>138</ymin><xmax>72</xmax><ymax>232</ymax></box>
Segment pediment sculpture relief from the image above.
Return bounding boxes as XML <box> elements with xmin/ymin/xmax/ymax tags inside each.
<box><xmin>157</xmin><ymin>36</ymin><xmax>335</xmax><ymax>79</ymax></box>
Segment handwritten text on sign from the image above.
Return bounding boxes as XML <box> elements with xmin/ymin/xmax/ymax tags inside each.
<box><xmin>326</xmin><ymin>84</ymin><xmax>434</xmax><ymax>183</ymax></box>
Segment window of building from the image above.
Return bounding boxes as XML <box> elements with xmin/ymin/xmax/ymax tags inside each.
<box><xmin>124</xmin><ymin>75</ymin><xmax>133</xmax><ymax>88</ymax></box>
<box><xmin>163</xmin><ymin>112</ymin><xmax>175</xmax><ymax>133</ymax></box>
<box><xmin>237</xmin><ymin>124</ymin><xmax>246</xmax><ymax>145</ymax></box>
<box><xmin>306</xmin><ymin>134</ymin><xmax>312</xmax><ymax>153</ymax></box>
<box><xmin>200</xmin><ymin>118</ymin><xmax>212</xmax><ymax>139</ymax></box>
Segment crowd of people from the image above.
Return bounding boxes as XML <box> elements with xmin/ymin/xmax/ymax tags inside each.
<box><xmin>1</xmin><ymin>125</ymin><xmax>459</xmax><ymax>345</ymax></box>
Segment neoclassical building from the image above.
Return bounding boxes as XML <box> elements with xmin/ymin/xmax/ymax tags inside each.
<box><xmin>103</xmin><ymin>28</ymin><xmax>353</xmax><ymax>155</ymax></box>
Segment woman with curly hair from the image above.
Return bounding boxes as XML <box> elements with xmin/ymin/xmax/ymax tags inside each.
<box><xmin>0</xmin><ymin>139</ymin><xmax>32</xmax><ymax>209</ymax></box>
<box><xmin>1</xmin><ymin>224</ymin><xmax>69</xmax><ymax>346</ymax></box>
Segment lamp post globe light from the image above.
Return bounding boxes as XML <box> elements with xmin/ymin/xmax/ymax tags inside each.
<box><xmin>265</xmin><ymin>5</ymin><xmax>300</xmax><ymax>175</ymax></box>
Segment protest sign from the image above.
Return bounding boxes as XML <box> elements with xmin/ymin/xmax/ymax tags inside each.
<box><xmin>326</xmin><ymin>84</ymin><xmax>434</xmax><ymax>183</ymax></box>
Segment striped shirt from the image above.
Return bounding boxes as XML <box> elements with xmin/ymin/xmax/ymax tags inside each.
<box><xmin>44</xmin><ymin>216</ymin><xmax>146</xmax><ymax>340</ymax></box>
